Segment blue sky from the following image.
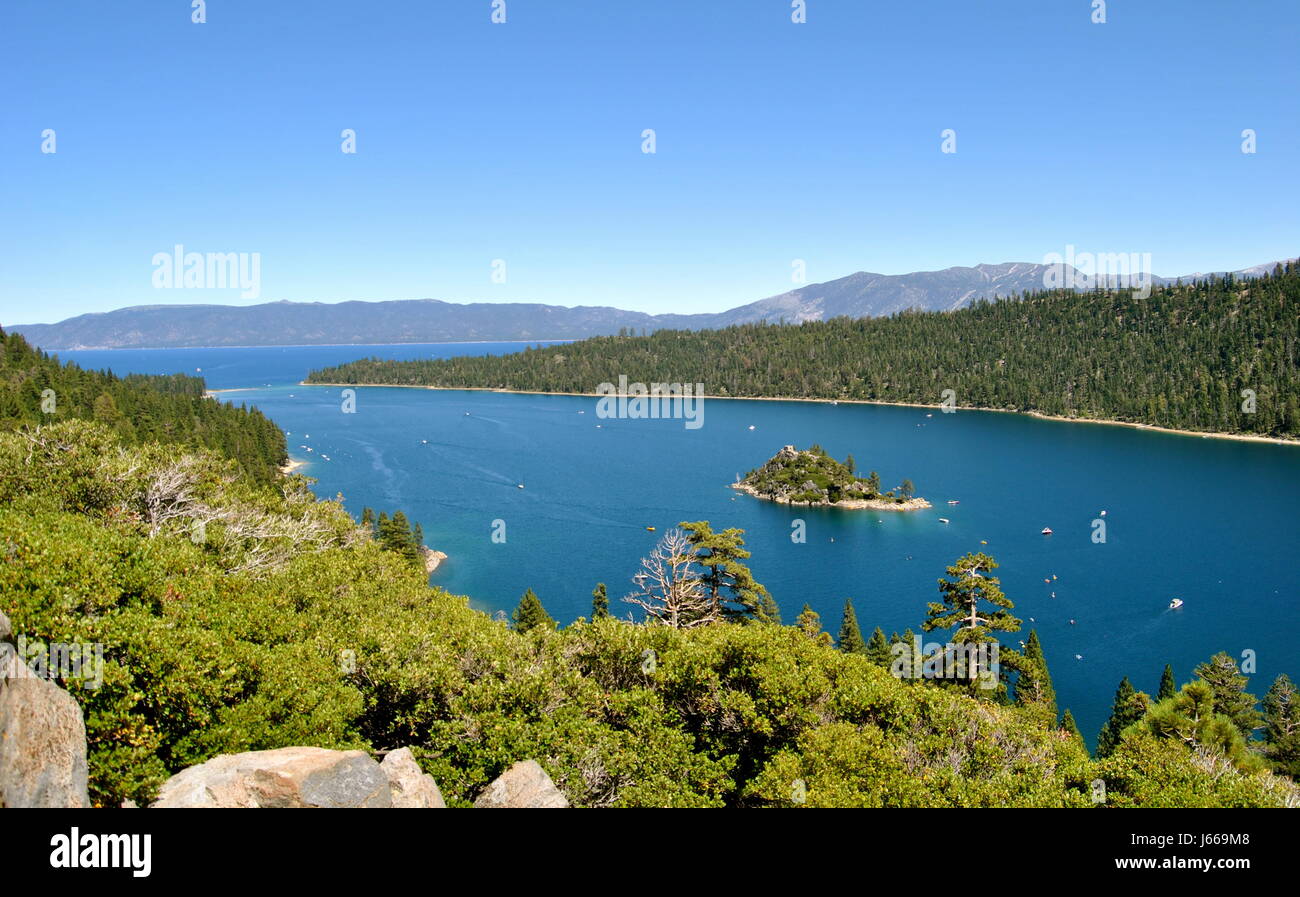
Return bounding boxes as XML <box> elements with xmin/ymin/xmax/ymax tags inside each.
<box><xmin>2</xmin><ymin>0</ymin><xmax>1297</xmax><ymax>323</ymax></box>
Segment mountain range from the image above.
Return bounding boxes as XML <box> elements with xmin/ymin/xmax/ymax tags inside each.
<box><xmin>7</xmin><ymin>259</ymin><xmax>1291</xmax><ymax>350</ymax></box>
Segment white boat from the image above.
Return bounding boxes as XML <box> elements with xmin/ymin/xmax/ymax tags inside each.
<box><xmin>517</xmin><ymin>484</ymin><xmax>525</xmax><ymax>489</ymax></box>
<box><xmin>747</xmin><ymin>425</ymin><xmax>756</xmax><ymax>430</ymax></box>
<box><xmin>947</xmin><ymin>500</ymin><xmax>959</xmax><ymax>505</ymax></box>
<box><xmin>1041</xmin><ymin>527</ymin><xmax>1053</xmax><ymax>535</ymax></box>
<box><xmin>939</xmin><ymin>518</ymin><xmax>950</xmax><ymax>524</ymax></box>
<box><xmin>1169</xmin><ymin>598</ymin><xmax>1184</xmax><ymax>609</ymax></box>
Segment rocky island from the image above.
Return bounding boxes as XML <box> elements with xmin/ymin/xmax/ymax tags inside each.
<box><xmin>733</xmin><ymin>445</ymin><xmax>931</xmax><ymax>511</ymax></box>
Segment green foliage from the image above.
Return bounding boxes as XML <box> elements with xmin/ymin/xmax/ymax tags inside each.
<box><xmin>1193</xmin><ymin>652</ymin><xmax>1261</xmax><ymax>738</ymax></box>
<box><xmin>740</xmin><ymin>445</ymin><xmax>911</xmax><ymax>504</ymax></box>
<box><xmin>922</xmin><ymin>553</ymin><xmax>1019</xmax><ymax>687</ymax></box>
<box><xmin>0</xmin><ymin>327</ymin><xmax>286</xmax><ymax>484</ymax></box>
<box><xmin>1262</xmin><ymin>674</ymin><xmax>1300</xmax><ymax>777</ymax></box>
<box><xmin>308</xmin><ymin>266</ymin><xmax>1300</xmax><ymax>438</ymax></box>
<box><xmin>1157</xmin><ymin>663</ymin><xmax>1177</xmax><ymax>702</ymax></box>
<box><xmin>865</xmin><ymin>627</ymin><xmax>891</xmax><ymax>667</ymax></box>
<box><xmin>1097</xmin><ymin>677</ymin><xmax>1150</xmax><ymax>759</ymax></box>
<box><xmin>3</xmin><ymin>421</ymin><xmax>1296</xmax><ymax>808</ymax></box>
<box><xmin>591</xmin><ymin>582</ymin><xmax>609</xmax><ymax>620</ymax></box>
<box><xmin>1012</xmin><ymin>631</ymin><xmax>1057</xmax><ymax>719</ymax></box>
<box><xmin>679</xmin><ymin>521</ymin><xmax>774</xmax><ymax>622</ymax></box>
<box><xmin>836</xmin><ymin>600</ymin><xmax>865</xmax><ymax>654</ymax></box>
<box><xmin>363</xmin><ymin>506</ymin><xmax>426</xmax><ymax>572</ymax></box>
<box><xmin>1140</xmin><ymin>681</ymin><xmax>1264</xmax><ymax>774</ymax></box>
<box><xmin>1061</xmin><ymin>709</ymin><xmax>1084</xmax><ymax>745</ymax></box>
<box><xmin>796</xmin><ymin>605</ymin><xmax>832</xmax><ymax>647</ymax></box>
<box><xmin>511</xmin><ymin>589</ymin><xmax>556</xmax><ymax>633</ymax></box>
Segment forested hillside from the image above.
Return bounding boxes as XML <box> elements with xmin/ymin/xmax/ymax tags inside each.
<box><xmin>3</xmin><ymin>420</ymin><xmax>1297</xmax><ymax>807</ymax></box>
<box><xmin>0</xmin><ymin>327</ymin><xmax>286</xmax><ymax>483</ymax></box>
<box><xmin>308</xmin><ymin>264</ymin><xmax>1300</xmax><ymax>438</ymax></box>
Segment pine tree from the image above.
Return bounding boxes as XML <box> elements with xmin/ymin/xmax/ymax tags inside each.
<box><xmin>1262</xmin><ymin>673</ymin><xmax>1300</xmax><ymax>777</ymax></box>
<box><xmin>1193</xmin><ymin>652</ymin><xmax>1261</xmax><ymax>737</ymax></box>
<box><xmin>1157</xmin><ymin>663</ymin><xmax>1177</xmax><ymax>701</ymax></box>
<box><xmin>1096</xmin><ymin>677</ymin><xmax>1150</xmax><ymax>758</ymax></box>
<box><xmin>922</xmin><ymin>553</ymin><xmax>1020</xmax><ymax>685</ymax></box>
<box><xmin>796</xmin><ymin>605</ymin><xmax>832</xmax><ymax>646</ymax></box>
<box><xmin>1061</xmin><ymin>708</ymin><xmax>1084</xmax><ymax>745</ymax></box>
<box><xmin>511</xmin><ymin>589</ymin><xmax>556</xmax><ymax>633</ymax></box>
<box><xmin>836</xmin><ymin>599</ymin><xmax>865</xmax><ymax>654</ymax></box>
<box><xmin>865</xmin><ymin>627</ymin><xmax>891</xmax><ymax>667</ymax></box>
<box><xmin>591</xmin><ymin>582</ymin><xmax>609</xmax><ymax>620</ymax></box>
<box><xmin>1014</xmin><ymin>630</ymin><xmax>1057</xmax><ymax>718</ymax></box>
<box><xmin>679</xmin><ymin>521</ymin><xmax>772</xmax><ymax>622</ymax></box>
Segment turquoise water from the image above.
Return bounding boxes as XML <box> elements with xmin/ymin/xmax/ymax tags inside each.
<box><xmin>60</xmin><ymin>345</ymin><xmax>1300</xmax><ymax>747</ymax></box>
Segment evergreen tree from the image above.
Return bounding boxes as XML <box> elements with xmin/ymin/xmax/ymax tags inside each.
<box><xmin>679</xmin><ymin>521</ymin><xmax>772</xmax><ymax>622</ymax></box>
<box><xmin>511</xmin><ymin>589</ymin><xmax>556</xmax><ymax>633</ymax></box>
<box><xmin>1157</xmin><ymin>663</ymin><xmax>1177</xmax><ymax>702</ymax></box>
<box><xmin>1061</xmin><ymin>708</ymin><xmax>1084</xmax><ymax>745</ymax></box>
<box><xmin>1193</xmin><ymin>652</ymin><xmax>1261</xmax><ymax>737</ymax></box>
<box><xmin>796</xmin><ymin>605</ymin><xmax>832</xmax><ymax>647</ymax></box>
<box><xmin>865</xmin><ymin>627</ymin><xmax>891</xmax><ymax>667</ymax></box>
<box><xmin>836</xmin><ymin>599</ymin><xmax>865</xmax><ymax>654</ymax></box>
<box><xmin>1097</xmin><ymin>677</ymin><xmax>1150</xmax><ymax>758</ymax></box>
<box><xmin>1013</xmin><ymin>630</ymin><xmax>1057</xmax><ymax>718</ymax></box>
<box><xmin>755</xmin><ymin>591</ymin><xmax>782</xmax><ymax>625</ymax></box>
<box><xmin>922</xmin><ymin>553</ymin><xmax>1020</xmax><ymax>685</ymax></box>
<box><xmin>1143</xmin><ymin>681</ymin><xmax>1264</xmax><ymax>774</ymax></box>
<box><xmin>1262</xmin><ymin>673</ymin><xmax>1300</xmax><ymax>777</ymax></box>
<box><xmin>591</xmin><ymin>582</ymin><xmax>609</xmax><ymax>620</ymax></box>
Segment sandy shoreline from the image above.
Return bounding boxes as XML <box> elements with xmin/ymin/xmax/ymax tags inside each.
<box><xmin>204</xmin><ymin>388</ymin><xmax>261</xmax><ymax>399</ymax></box>
<box><xmin>730</xmin><ymin>481</ymin><xmax>932</xmax><ymax>511</ymax></box>
<box><xmin>280</xmin><ymin>458</ymin><xmax>307</xmax><ymax>474</ymax></box>
<box><xmin>301</xmin><ymin>381</ymin><xmax>1298</xmax><ymax>447</ymax></box>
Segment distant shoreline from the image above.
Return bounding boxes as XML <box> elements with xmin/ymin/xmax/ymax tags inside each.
<box><xmin>299</xmin><ymin>381</ymin><xmax>1299</xmax><ymax>447</ymax></box>
<box><xmin>45</xmin><ymin>339</ymin><xmax>575</xmax><ymax>352</ymax></box>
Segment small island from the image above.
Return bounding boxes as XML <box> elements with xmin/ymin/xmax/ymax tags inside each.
<box><xmin>732</xmin><ymin>445</ymin><xmax>931</xmax><ymax>511</ymax></box>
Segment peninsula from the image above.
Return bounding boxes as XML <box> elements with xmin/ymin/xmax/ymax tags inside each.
<box><xmin>733</xmin><ymin>445</ymin><xmax>931</xmax><ymax>510</ymax></box>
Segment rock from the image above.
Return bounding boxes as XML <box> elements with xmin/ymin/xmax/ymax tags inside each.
<box><xmin>474</xmin><ymin>760</ymin><xmax>568</xmax><ymax>808</ymax></box>
<box><xmin>422</xmin><ymin>547</ymin><xmax>447</xmax><ymax>575</ymax></box>
<box><xmin>0</xmin><ymin>649</ymin><xmax>92</xmax><ymax>808</ymax></box>
<box><xmin>152</xmin><ymin>746</ymin><xmax>392</xmax><ymax>808</ymax></box>
<box><xmin>0</xmin><ymin>610</ymin><xmax>10</xmax><ymax>642</ymax></box>
<box><xmin>381</xmin><ymin>748</ymin><xmax>445</xmax><ymax>808</ymax></box>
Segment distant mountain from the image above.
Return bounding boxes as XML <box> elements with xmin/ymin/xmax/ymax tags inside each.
<box><xmin>8</xmin><ymin>259</ymin><xmax>1291</xmax><ymax>350</ymax></box>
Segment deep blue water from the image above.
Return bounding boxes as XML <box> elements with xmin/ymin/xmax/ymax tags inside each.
<box><xmin>59</xmin><ymin>344</ymin><xmax>1300</xmax><ymax>747</ymax></box>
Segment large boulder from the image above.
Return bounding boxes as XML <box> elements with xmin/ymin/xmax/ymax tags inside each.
<box><xmin>152</xmin><ymin>746</ymin><xmax>392</xmax><ymax>808</ymax></box>
<box><xmin>0</xmin><ymin>636</ymin><xmax>92</xmax><ymax>808</ymax></box>
<box><xmin>474</xmin><ymin>760</ymin><xmax>569</xmax><ymax>808</ymax></box>
<box><xmin>381</xmin><ymin>748</ymin><xmax>445</xmax><ymax>808</ymax></box>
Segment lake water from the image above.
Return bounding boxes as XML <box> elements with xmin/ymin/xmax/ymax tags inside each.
<box><xmin>58</xmin><ymin>344</ymin><xmax>1300</xmax><ymax>748</ymax></box>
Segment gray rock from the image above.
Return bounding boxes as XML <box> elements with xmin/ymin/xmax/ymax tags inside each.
<box><xmin>0</xmin><ymin>650</ymin><xmax>91</xmax><ymax>808</ymax></box>
<box><xmin>381</xmin><ymin>748</ymin><xmax>445</xmax><ymax>808</ymax></box>
<box><xmin>474</xmin><ymin>760</ymin><xmax>569</xmax><ymax>809</ymax></box>
<box><xmin>152</xmin><ymin>746</ymin><xmax>392</xmax><ymax>808</ymax></box>
<box><xmin>0</xmin><ymin>610</ymin><xmax>10</xmax><ymax>642</ymax></box>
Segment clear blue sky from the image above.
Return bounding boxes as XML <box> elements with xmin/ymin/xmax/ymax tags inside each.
<box><xmin>2</xmin><ymin>0</ymin><xmax>1297</xmax><ymax>324</ymax></box>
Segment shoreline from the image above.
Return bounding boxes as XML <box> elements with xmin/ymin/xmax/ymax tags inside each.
<box><xmin>48</xmin><ymin>339</ymin><xmax>577</xmax><ymax>352</ymax></box>
<box><xmin>280</xmin><ymin>458</ymin><xmax>307</xmax><ymax>474</ymax></box>
<box><xmin>300</xmin><ymin>382</ymin><xmax>1299</xmax><ymax>447</ymax></box>
<box><xmin>730</xmin><ymin>481</ymin><xmax>932</xmax><ymax>511</ymax></box>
